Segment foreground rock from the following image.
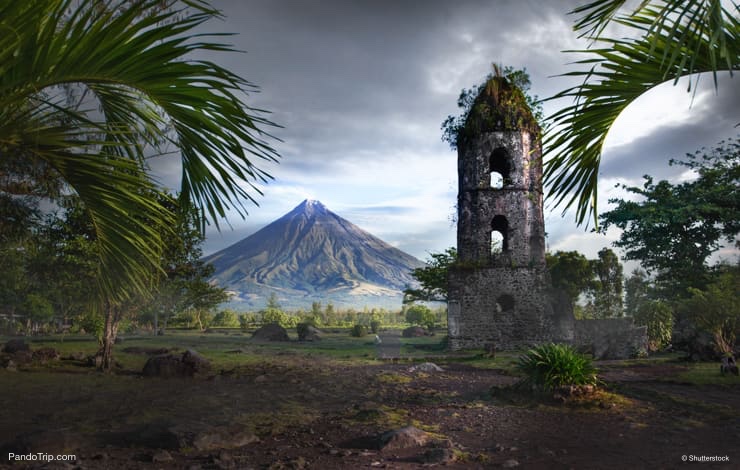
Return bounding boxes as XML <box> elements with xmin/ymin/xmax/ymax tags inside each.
<box><xmin>142</xmin><ymin>349</ymin><xmax>211</xmax><ymax>378</ymax></box>
<box><xmin>297</xmin><ymin>324</ymin><xmax>322</xmax><ymax>341</ymax></box>
<box><xmin>409</xmin><ymin>362</ymin><xmax>443</xmax><ymax>373</ymax></box>
<box><xmin>252</xmin><ymin>323</ymin><xmax>290</xmax><ymax>342</ymax></box>
<box><xmin>379</xmin><ymin>426</ymin><xmax>431</xmax><ymax>450</ymax></box>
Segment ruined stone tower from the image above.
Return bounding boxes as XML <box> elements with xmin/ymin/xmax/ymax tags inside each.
<box><xmin>447</xmin><ymin>75</ymin><xmax>573</xmax><ymax>350</ymax></box>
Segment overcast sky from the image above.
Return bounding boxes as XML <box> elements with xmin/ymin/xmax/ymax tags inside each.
<box><xmin>151</xmin><ymin>0</ymin><xmax>739</xmax><ymax>267</ymax></box>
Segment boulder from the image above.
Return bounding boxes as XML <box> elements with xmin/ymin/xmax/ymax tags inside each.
<box><xmin>297</xmin><ymin>324</ymin><xmax>322</xmax><ymax>342</ymax></box>
<box><xmin>379</xmin><ymin>426</ymin><xmax>431</xmax><ymax>451</ymax></box>
<box><xmin>2</xmin><ymin>339</ymin><xmax>29</xmax><ymax>354</ymax></box>
<box><xmin>402</xmin><ymin>326</ymin><xmax>427</xmax><ymax>338</ymax></box>
<box><xmin>252</xmin><ymin>323</ymin><xmax>290</xmax><ymax>342</ymax></box>
<box><xmin>182</xmin><ymin>349</ymin><xmax>211</xmax><ymax>375</ymax></box>
<box><xmin>142</xmin><ymin>349</ymin><xmax>211</xmax><ymax>378</ymax></box>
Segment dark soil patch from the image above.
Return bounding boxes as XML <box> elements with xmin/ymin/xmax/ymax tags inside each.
<box><xmin>1</xmin><ymin>355</ymin><xmax>738</xmax><ymax>469</ymax></box>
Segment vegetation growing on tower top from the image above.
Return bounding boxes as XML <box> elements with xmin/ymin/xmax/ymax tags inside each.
<box><xmin>441</xmin><ymin>65</ymin><xmax>543</xmax><ymax>150</ymax></box>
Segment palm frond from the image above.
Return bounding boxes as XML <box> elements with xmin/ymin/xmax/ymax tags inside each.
<box><xmin>545</xmin><ymin>0</ymin><xmax>739</xmax><ymax>226</ymax></box>
<box><xmin>1</xmin><ymin>0</ymin><xmax>280</xmax><ymax>301</ymax></box>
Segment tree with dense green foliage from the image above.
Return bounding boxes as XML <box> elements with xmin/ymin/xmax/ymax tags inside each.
<box><xmin>624</xmin><ymin>268</ymin><xmax>651</xmax><ymax>317</ymax></box>
<box><xmin>546</xmin><ymin>250</ymin><xmax>593</xmax><ymax>304</ymax></box>
<box><xmin>1</xmin><ymin>0</ymin><xmax>278</xmax><ymax>369</ymax></box>
<box><xmin>586</xmin><ymin>248</ymin><xmax>624</xmax><ymax>318</ymax></box>
<box><xmin>634</xmin><ymin>300</ymin><xmax>674</xmax><ymax>352</ymax></box>
<box><xmin>684</xmin><ymin>265</ymin><xmax>740</xmax><ymax>354</ymax></box>
<box><xmin>599</xmin><ymin>140</ymin><xmax>739</xmax><ymax>297</ymax></box>
<box><xmin>212</xmin><ymin>309</ymin><xmax>240</xmax><ymax>328</ymax></box>
<box><xmin>442</xmin><ymin>65</ymin><xmax>544</xmax><ymax>150</ymax></box>
<box><xmin>545</xmin><ymin>0</ymin><xmax>738</xmax><ymax>226</ymax></box>
<box><xmin>405</xmin><ymin>304</ymin><xmax>436</xmax><ymax>330</ymax></box>
<box><xmin>403</xmin><ymin>247</ymin><xmax>457</xmax><ymax>304</ymax></box>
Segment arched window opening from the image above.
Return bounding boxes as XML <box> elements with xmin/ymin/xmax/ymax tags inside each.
<box><xmin>496</xmin><ymin>294</ymin><xmax>515</xmax><ymax>312</ymax></box>
<box><xmin>491</xmin><ymin>230</ymin><xmax>503</xmax><ymax>255</ymax></box>
<box><xmin>490</xmin><ymin>147</ymin><xmax>511</xmax><ymax>188</ymax></box>
<box><xmin>491</xmin><ymin>215</ymin><xmax>509</xmax><ymax>253</ymax></box>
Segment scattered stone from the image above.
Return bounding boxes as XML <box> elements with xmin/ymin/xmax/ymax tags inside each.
<box><xmin>252</xmin><ymin>323</ymin><xmax>290</xmax><ymax>342</ymax></box>
<box><xmin>142</xmin><ymin>349</ymin><xmax>211</xmax><ymax>378</ymax></box>
<box><xmin>151</xmin><ymin>449</ymin><xmax>173</xmax><ymax>462</ymax></box>
<box><xmin>192</xmin><ymin>427</ymin><xmax>259</xmax><ymax>451</ymax></box>
<box><xmin>2</xmin><ymin>339</ymin><xmax>29</xmax><ymax>354</ymax></box>
<box><xmin>408</xmin><ymin>362</ymin><xmax>443</xmax><ymax>373</ymax></box>
<box><xmin>297</xmin><ymin>324</ymin><xmax>322</xmax><ymax>342</ymax></box>
<box><xmin>32</xmin><ymin>347</ymin><xmax>60</xmax><ymax>363</ymax></box>
<box><xmin>379</xmin><ymin>426</ymin><xmax>430</xmax><ymax>451</ymax></box>
<box><xmin>402</xmin><ymin>326</ymin><xmax>427</xmax><ymax>338</ymax></box>
<box><xmin>255</xmin><ymin>374</ymin><xmax>268</xmax><ymax>383</ymax></box>
<box><xmin>182</xmin><ymin>349</ymin><xmax>211</xmax><ymax>375</ymax></box>
<box><xmin>502</xmin><ymin>459</ymin><xmax>520</xmax><ymax>468</ymax></box>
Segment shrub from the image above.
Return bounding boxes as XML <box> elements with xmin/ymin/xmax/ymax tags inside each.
<box><xmin>350</xmin><ymin>324</ymin><xmax>367</xmax><ymax>337</ymax></box>
<box><xmin>370</xmin><ymin>319</ymin><xmax>381</xmax><ymax>334</ymax></box>
<box><xmin>516</xmin><ymin>343</ymin><xmax>598</xmax><ymax>392</ymax></box>
<box><xmin>405</xmin><ymin>304</ymin><xmax>435</xmax><ymax>330</ymax></box>
<box><xmin>212</xmin><ymin>309</ymin><xmax>240</xmax><ymax>328</ymax></box>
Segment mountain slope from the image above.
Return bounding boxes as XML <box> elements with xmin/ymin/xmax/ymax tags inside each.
<box><xmin>204</xmin><ymin>200</ymin><xmax>424</xmax><ymax>308</ymax></box>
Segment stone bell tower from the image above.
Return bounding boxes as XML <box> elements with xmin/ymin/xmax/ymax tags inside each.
<box><xmin>447</xmin><ymin>74</ymin><xmax>573</xmax><ymax>350</ymax></box>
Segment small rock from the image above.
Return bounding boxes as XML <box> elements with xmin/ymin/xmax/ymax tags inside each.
<box><xmin>255</xmin><ymin>374</ymin><xmax>268</xmax><ymax>383</ymax></box>
<box><xmin>502</xmin><ymin>459</ymin><xmax>519</xmax><ymax>468</ymax></box>
<box><xmin>408</xmin><ymin>362</ymin><xmax>443</xmax><ymax>373</ymax></box>
<box><xmin>152</xmin><ymin>449</ymin><xmax>173</xmax><ymax>462</ymax></box>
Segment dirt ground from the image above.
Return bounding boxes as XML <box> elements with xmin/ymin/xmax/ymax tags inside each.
<box><xmin>1</xmin><ymin>333</ymin><xmax>739</xmax><ymax>469</ymax></box>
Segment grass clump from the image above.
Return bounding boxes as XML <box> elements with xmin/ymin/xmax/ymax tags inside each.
<box><xmin>516</xmin><ymin>343</ymin><xmax>598</xmax><ymax>392</ymax></box>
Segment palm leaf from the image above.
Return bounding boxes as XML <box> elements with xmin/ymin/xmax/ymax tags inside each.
<box><xmin>1</xmin><ymin>0</ymin><xmax>280</xmax><ymax>301</ymax></box>
<box><xmin>545</xmin><ymin>0</ymin><xmax>738</xmax><ymax>226</ymax></box>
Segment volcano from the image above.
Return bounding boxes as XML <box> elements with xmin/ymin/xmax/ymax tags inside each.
<box><xmin>204</xmin><ymin>200</ymin><xmax>424</xmax><ymax>309</ymax></box>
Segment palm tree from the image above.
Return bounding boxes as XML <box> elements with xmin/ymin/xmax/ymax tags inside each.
<box><xmin>0</xmin><ymin>0</ymin><xmax>279</xmax><ymax>368</ymax></box>
<box><xmin>544</xmin><ymin>0</ymin><xmax>738</xmax><ymax>226</ymax></box>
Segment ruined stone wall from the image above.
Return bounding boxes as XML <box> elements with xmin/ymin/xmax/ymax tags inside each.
<box><xmin>574</xmin><ymin>319</ymin><xmax>648</xmax><ymax>359</ymax></box>
<box><xmin>448</xmin><ymin>266</ymin><xmax>563</xmax><ymax>350</ymax></box>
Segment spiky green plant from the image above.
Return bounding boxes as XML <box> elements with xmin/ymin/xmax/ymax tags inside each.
<box><xmin>516</xmin><ymin>343</ymin><xmax>598</xmax><ymax>391</ymax></box>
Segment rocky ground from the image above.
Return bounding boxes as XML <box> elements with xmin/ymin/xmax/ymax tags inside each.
<box><xmin>1</xmin><ymin>333</ymin><xmax>739</xmax><ymax>469</ymax></box>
